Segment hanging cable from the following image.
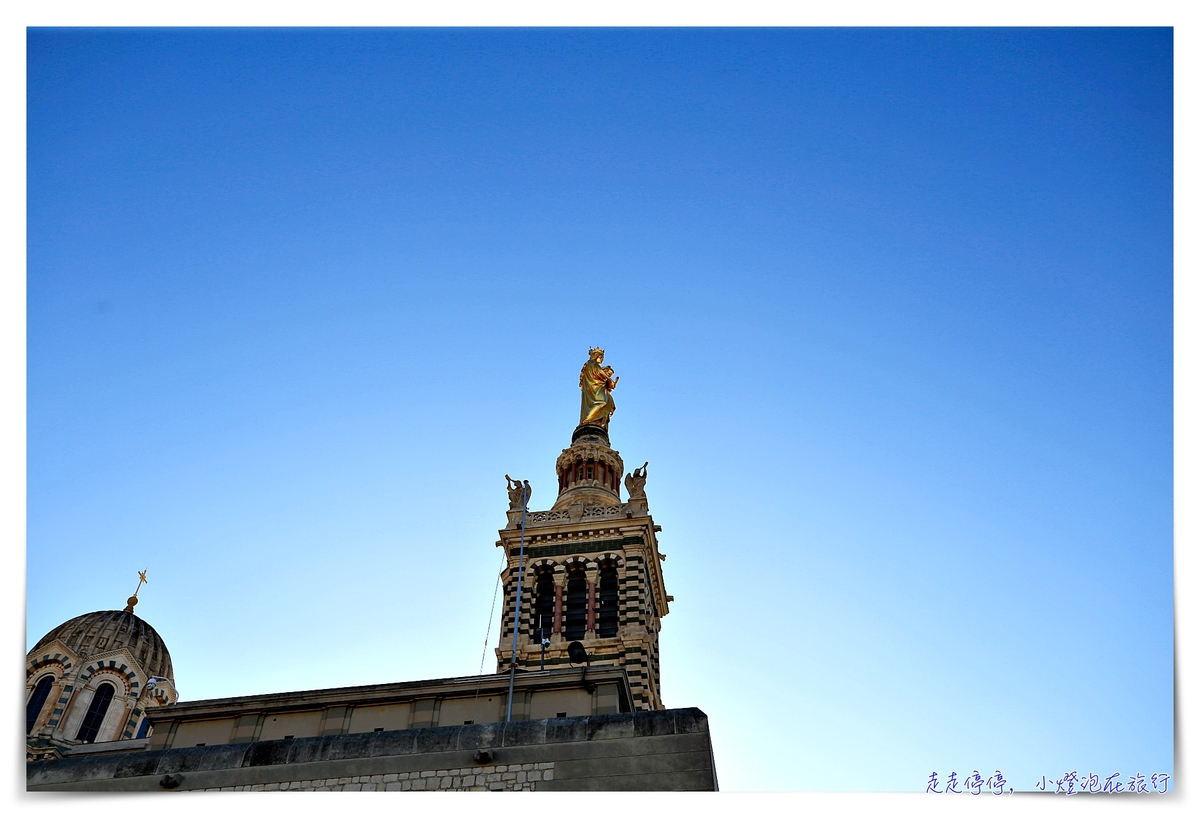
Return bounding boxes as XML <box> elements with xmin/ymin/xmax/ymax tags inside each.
<box><xmin>468</xmin><ymin>548</ymin><xmax>508</xmax><ymax>725</ymax></box>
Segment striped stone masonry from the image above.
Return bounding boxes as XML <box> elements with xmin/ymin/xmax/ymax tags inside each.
<box><xmin>494</xmin><ymin>427</ymin><xmax>671</xmax><ymax>712</ymax></box>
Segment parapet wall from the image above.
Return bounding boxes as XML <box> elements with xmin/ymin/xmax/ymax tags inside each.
<box><xmin>27</xmin><ymin>707</ymin><xmax>717</xmax><ymax>792</ymax></box>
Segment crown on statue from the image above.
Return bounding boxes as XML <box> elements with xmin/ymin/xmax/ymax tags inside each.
<box><xmin>589</xmin><ymin>347</ymin><xmax>605</xmax><ymax>358</ymax></box>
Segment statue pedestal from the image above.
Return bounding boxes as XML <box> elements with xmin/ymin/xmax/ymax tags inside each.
<box><xmin>571</xmin><ymin>424</ymin><xmax>610</xmax><ymax>446</ymax></box>
<box><xmin>553</xmin><ymin>428</ymin><xmax>624</xmax><ymax>511</ymax></box>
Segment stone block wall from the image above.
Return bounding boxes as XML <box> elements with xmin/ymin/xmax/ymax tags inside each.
<box><xmin>28</xmin><ymin>707</ymin><xmax>715</xmax><ymax>792</ymax></box>
<box><xmin>200</xmin><ymin>762</ymin><xmax>555</xmax><ymax>791</ymax></box>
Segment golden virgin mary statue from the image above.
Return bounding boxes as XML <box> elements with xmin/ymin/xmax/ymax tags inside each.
<box><xmin>579</xmin><ymin>347</ymin><xmax>618</xmax><ymax>429</ymax></box>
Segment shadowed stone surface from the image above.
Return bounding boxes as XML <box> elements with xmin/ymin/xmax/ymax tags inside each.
<box><xmin>28</xmin><ymin>707</ymin><xmax>716</xmax><ymax>792</ymax></box>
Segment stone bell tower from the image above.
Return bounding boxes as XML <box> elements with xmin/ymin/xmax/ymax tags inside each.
<box><xmin>495</xmin><ymin>350</ymin><xmax>671</xmax><ymax>711</ymax></box>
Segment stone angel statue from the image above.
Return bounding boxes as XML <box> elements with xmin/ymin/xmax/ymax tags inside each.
<box><xmin>504</xmin><ymin>474</ymin><xmax>531</xmax><ymax>510</ymax></box>
<box><xmin>624</xmin><ymin>462</ymin><xmax>649</xmax><ymax>500</ymax></box>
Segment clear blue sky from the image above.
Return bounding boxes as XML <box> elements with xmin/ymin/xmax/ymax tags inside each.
<box><xmin>26</xmin><ymin>28</ymin><xmax>1172</xmax><ymax>792</ymax></box>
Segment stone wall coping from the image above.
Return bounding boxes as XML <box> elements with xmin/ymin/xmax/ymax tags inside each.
<box><xmin>27</xmin><ymin>707</ymin><xmax>711</xmax><ymax>788</ymax></box>
<box><xmin>64</xmin><ymin>738</ymin><xmax>151</xmax><ymax>756</ymax></box>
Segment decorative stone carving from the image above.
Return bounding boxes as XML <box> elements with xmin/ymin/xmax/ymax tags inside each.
<box><xmin>624</xmin><ymin>462</ymin><xmax>648</xmax><ymax>501</ymax></box>
<box><xmin>504</xmin><ymin>475</ymin><xmax>531</xmax><ymax>511</ymax></box>
<box><xmin>526</xmin><ymin>510</ymin><xmax>571</xmax><ymax>525</ymax></box>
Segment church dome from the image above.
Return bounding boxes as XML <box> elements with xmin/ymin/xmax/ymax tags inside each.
<box><xmin>32</xmin><ymin>610</ymin><xmax>173</xmax><ymax>680</ymax></box>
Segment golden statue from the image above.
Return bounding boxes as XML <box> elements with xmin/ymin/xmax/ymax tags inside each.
<box><xmin>579</xmin><ymin>347</ymin><xmax>618</xmax><ymax>429</ymax></box>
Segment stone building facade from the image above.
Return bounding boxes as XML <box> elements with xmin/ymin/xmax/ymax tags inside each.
<box><xmin>27</xmin><ymin>706</ymin><xmax>716</xmax><ymax>792</ymax></box>
<box><xmin>26</xmin><ymin>598</ymin><xmax>179</xmax><ymax>761</ymax></box>
<box><xmin>27</xmin><ymin>355</ymin><xmax>713</xmax><ymax>791</ymax></box>
<box><xmin>496</xmin><ymin>422</ymin><xmax>671</xmax><ymax>711</ymax></box>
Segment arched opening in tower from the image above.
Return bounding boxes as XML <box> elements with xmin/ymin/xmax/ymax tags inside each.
<box><xmin>564</xmin><ymin>568</ymin><xmax>588</xmax><ymax>641</ymax></box>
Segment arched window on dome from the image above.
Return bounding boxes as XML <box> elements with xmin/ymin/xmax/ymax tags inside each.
<box><xmin>26</xmin><ymin>675</ymin><xmax>54</xmax><ymax>734</ymax></box>
<box><xmin>564</xmin><ymin>566</ymin><xmax>588</xmax><ymax>641</ymax></box>
<box><xmin>75</xmin><ymin>682</ymin><xmax>115</xmax><ymax>743</ymax></box>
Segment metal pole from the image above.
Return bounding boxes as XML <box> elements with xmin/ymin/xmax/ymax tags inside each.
<box><xmin>505</xmin><ymin>484</ymin><xmax>528</xmax><ymax>722</ymax></box>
